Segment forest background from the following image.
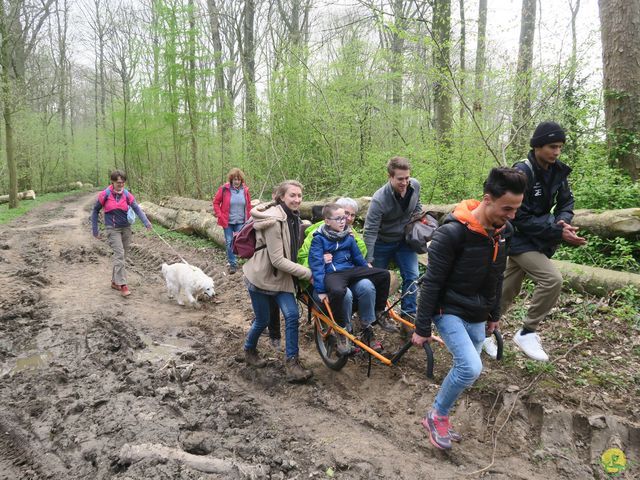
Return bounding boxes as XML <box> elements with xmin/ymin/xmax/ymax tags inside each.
<box><xmin>0</xmin><ymin>0</ymin><xmax>638</xmax><ymax>271</ymax></box>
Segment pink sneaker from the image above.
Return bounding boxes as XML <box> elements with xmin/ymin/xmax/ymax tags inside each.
<box><xmin>111</xmin><ymin>282</ymin><xmax>121</xmax><ymax>291</ymax></box>
<box><xmin>422</xmin><ymin>410</ymin><xmax>452</xmax><ymax>449</ymax></box>
<box><xmin>120</xmin><ymin>285</ymin><xmax>131</xmax><ymax>297</ymax></box>
<box><xmin>421</xmin><ymin>415</ymin><xmax>462</xmax><ymax>443</ymax></box>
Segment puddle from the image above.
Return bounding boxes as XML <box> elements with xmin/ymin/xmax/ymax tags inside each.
<box><xmin>136</xmin><ymin>334</ymin><xmax>193</xmax><ymax>363</ymax></box>
<box><xmin>1</xmin><ymin>351</ymin><xmax>53</xmax><ymax>376</ymax></box>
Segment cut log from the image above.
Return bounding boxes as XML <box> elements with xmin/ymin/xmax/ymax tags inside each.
<box><xmin>159</xmin><ymin>196</ymin><xmax>212</xmax><ymax>213</ymax></box>
<box><xmin>550</xmin><ymin>259</ymin><xmax>640</xmax><ymax>296</ymax></box>
<box><xmin>0</xmin><ymin>190</ymin><xmax>36</xmax><ymax>204</ymax></box>
<box><xmin>140</xmin><ymin>201</ymin><xmax>226</xmax><ymax>246</ymax></box>
<box><xmin>572</xmin><ymin>208</ymin><xmax>640</xmax><ymax>239</ymax></box>
<box><xmin>42</xmin><ymin>181</ymin><xmax>86</xmax><ymax>193</ymax></box>
<box><xmin>118</xmin><ymin>442</ymin><xmax>267</xmax><ymax>477</ymax></box>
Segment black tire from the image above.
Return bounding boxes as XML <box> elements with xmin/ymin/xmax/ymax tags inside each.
<box><xmin>314</xmin><ymin>315</ymin><xmax>348</xmax><ymax>371</ymax></box>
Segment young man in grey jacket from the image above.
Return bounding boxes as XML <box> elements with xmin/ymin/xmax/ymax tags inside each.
<box><xmin>364</xmin><ymin>157</ymin><xmax>422</xmax><ymax>328</ymax></box>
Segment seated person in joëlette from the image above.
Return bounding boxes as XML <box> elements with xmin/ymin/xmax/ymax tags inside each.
<box><xmin>308</xmin><ymin>203</ymin><xmax>391</xmax><ymax>355</ymax></box>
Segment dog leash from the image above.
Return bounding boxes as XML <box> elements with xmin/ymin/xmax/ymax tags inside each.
<box><xmin>151</xmin><ymin>226</ymin><xmax>189</xmax><ymax>265</ymax></box>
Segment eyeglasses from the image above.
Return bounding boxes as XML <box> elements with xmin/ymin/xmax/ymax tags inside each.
<box><xmin>328</xmin><ymin>216</ymin><xmax>347</xmax><ymax>222</ymax></box>
<box><xmin>344</xmin><ymin>212</ymin><xmax>356</xmax><ymax>218</ymax></box>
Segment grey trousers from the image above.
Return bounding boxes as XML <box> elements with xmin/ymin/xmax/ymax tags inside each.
<box><xmin>106</xmin><ymin>226</ymin><xmax>132</xmax><ymax>286</ymax></box>
<box><xmin>500</xmin><ymin>251</ymin><xmax>563</xmax><ymax>331</ymax></box>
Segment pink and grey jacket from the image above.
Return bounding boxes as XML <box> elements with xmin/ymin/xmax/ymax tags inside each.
<box><xmin>91</xmin><ymin>185</ymin><xmax>151</xmax><ymax>236</ymax></box>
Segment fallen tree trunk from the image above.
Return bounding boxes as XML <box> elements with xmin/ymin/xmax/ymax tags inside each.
<box><xmin>550</xmin><ymin>259</ymin><xmax>640</xmax><ymax>296</ymax></box>
<box><xmin>42</xmin><ymin>181</ymin><xmax>88</xmax><ymax>194</ymax></box>
<box><xmin>0</xmin><ymin>190</ymin><xmax>36</xmax><ymax>204</ymax></box>
<box><xmin>418</xmin><ymin>254</ymin><xmax>640</xmax><ymax>296</ymax></box>
<box><xmin>146</xmin><ymin>200</ymin><xmax>639</xmax><ymax>297</ymax></box>
<box><xmin>571</xmin><ymin>208</ymin><xmax>640</xmax><ymax>239</ymax></box>
<box><xmin>118</xmin><ymin>443</ymin><xmax>267</xmax><ymax>477</ymax></box>
<box><xmin>140</xmin><ymin>201</ymin><xmax>225</xmax><ymax>246</ymax></box>
<box><xmin>296</xmin><ymin>198</ymin><xmax>640</xmax><ymax>239</ymax></box>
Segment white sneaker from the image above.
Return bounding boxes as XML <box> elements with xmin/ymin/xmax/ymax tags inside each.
<box><xmin>513</xmin><ymin>329</ymin><xmax>549</xmax><ymax>361</ymax></box>
<box><xmin>482</xmin><ymin>337</ymin><xmax>498</xmax><ymax>359</ymax></box>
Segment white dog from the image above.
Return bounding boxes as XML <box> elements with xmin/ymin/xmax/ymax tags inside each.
<box><xmin>161</xmin><ymin>262</ymin><xmax>215</xmax><ymax>307</ymax></box>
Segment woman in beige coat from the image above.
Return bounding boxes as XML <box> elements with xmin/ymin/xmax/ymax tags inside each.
<box><xmin>242</xmin><ymin>180</ymin><xmax>313</xmax><ymax>383</ymax></box>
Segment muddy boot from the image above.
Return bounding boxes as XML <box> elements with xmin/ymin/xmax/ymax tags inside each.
<box><xmin>285</xmin><ymin>356</ymin><xmax>313</xmax><ymax>383</ymax></box>
<box><xmin>335</xmin><ymin>334</ymin><xmax>353</xmax><ymax>356</ymax></box>
<box><xmin>244</xmin><ymin>349</ymin><xmax>266</xmax><ymax>368</ymax></box>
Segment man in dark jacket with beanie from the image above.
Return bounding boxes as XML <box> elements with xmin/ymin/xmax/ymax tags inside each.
<box><xmin>483</xmin><ymin>121</ymin><xmax>586</xmax><ymax>363</ymax></box>
<box><xmin>412</xmin><ymin>167</ymin><xmax>526</xmax><ymax>450</ymax></box>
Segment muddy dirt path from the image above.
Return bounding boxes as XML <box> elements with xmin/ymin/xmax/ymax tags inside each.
<box><xmin>0</xmin><ymin>193</ymin><xmax>636</xmax><ymax>479</ymax></box>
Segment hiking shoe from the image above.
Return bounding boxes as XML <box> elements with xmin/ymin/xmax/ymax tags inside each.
<box><xmin>362</xmin><ymin>327</ymin><xmax>383</xmax><ymax>353</ymax></box>
<box><xmin>375</xmin><ymin>310</ymin><xmax>399</xmax><ymax>333</ymax></box>
<box><xmin>423</xmin><ymin>410</ymin><xmax>452</xmax><ymax>450</ymax></box>
<box><xmin>120</xmin><ymin>285</ymin><xmax>131</xmax><ymax>297</ymax></box>
<box><xmin>244</xmin><ymin>349</ymin><xmax>266</xmax><ymax>368</ymax></box>
<box><xmin>228</xmin><ymin>264</ymin><xmax>237</xmax><ymax>274</ymax></box>
<box><xmin>421</xmin><ymin>417</ymin><xmax>461</xmax><ymax>443</ymax></box>
<box><xmin>111</xmin><ymin>282</ymin><xmax>121</xmax><ymax>291</ymax></box>
<box><xmin>269</xmin><ymin>337</ymin><xmax>283</xmax><ymax>351</ymax></box>
<box><xmin>335</xmin><ymin>334</ymin><xmax>353</xmax><ymax>356</ymax></box>
<box><xmin>513</xmin><ymin>329</ymin><xmax>549</xmax><ymax>361</ymax></box>
<box><xmin>482</xmin><ymin>337</ymin><xmax>498</xmax><ymax>360</ymax></box>
<box><xmin>285</xmin><ymin>356</ymin><xmax>313</xmax><ymax>383</ymax></box>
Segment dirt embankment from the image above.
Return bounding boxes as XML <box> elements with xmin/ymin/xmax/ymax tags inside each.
<box><xmin>0</xmin><ymin>193</ymin><xmax>637</xmax><ymax>479</ymax></box>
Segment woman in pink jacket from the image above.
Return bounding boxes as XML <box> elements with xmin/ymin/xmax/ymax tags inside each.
<box><xmin>213</xmin><ymin>168</ymin><xmax>251</xmax><ymax>274</ymax></box>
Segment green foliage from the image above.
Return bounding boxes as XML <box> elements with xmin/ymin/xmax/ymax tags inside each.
<box><xmin>569</xmin><ymin>144</ymin><xmax>639</xmax><ymax>210</ymax></box>
<box><xmin>524</xmin><ymin>360</ymin><xmax>556</xmax><ymax>375</ymax></box>
<box><xmin>555</xmin><ymin>234</ymin><xmax>640</xmax><ymax>273</ymax></box>
<box><xmin>0</xmin><ymin>191</ymin><xmax>83</xmax><ymax>225</ymax></box>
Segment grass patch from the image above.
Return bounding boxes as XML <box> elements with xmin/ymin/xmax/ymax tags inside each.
<box><xmin>0</xmin><ymin>191</ymin><xmax>84</xmax><ymax>225</ymax></box>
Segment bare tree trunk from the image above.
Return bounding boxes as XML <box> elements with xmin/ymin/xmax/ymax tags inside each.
<box><xmin>458</xmin><ymin>0</ymin><xmax>465</xmax><ymax>120</ymax></box>
<box><xmin>391</xmin><ymin>0</ymin><xmax>405</xmax><ymax>110</ymax></box>
<box><xmin>510</xmin><ymin>0</ymin><xmax>536</xmax><ymax>155</ymax></box>
<box><xmin>473</xmin><ymin>0</ymin><xmax>487</xmax><ymax>112</ymax></box>
<box><xmin>185</xmin><ymin>0</ymin><xmax>202</xmax><ymax>197</ymax></box>
<box><xmin>55</xmin><ymin>0</ymin><xmax>69</xmax><ymax>181</ymax></box>
<box><xmin>207</xmin><ymin>0</ymin><xmax>229</xmax><ymax>178</ymax></box>
<box><xmin>242</xmin><ymin>0</ymin><xmax>257</xmax><ymax>161</ymax></box>
<box><xmin>0</xmin><ymin>0</ymin><xmax>53</xmax><ymax>208</ymax></box>
<box><xmin>598</xmin><ymin>0</ymin><xmax>640</xmax><ymax>180</ymax></box>
<box><xmin>433</xmin><ymin>0</ymin><xmax>452</xmax><ymax>145</ymax></box>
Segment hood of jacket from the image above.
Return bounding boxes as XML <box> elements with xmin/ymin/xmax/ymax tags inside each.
<box><xmin>250</xmin><ymin>202</ymin><xmax>286</xmax><ymax>231</ymax></box>
<box><xmin>450</xmin><ymin>199</ymin><xmax>506</xmax><ymax>238</ymax></box>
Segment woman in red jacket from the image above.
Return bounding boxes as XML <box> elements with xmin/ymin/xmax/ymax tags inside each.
<box><xmin>213</xmin><ymin>168</ymin><xmax>251</xmax><ymax>274</ymax></box>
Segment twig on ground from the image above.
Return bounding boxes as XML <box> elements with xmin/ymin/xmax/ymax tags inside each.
<box><xmin>465</xmin><ymin>340</ymin><xmax>586</xmax><ymax>477</ymax></box>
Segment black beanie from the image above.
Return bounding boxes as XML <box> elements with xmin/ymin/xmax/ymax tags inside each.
<box><xmin>530</xmin><ymin>121</ymin><xmax>566</xmax><ymax>148</ymax></box>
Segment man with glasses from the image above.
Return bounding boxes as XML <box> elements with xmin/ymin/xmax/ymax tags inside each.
<box><xmin>364</xmin><ymin>156</ymin><xmax>422</xmax><ymax>328</ymax></box>
<box><xmin>308</xmin><ymin>203</ymin><xmax>391</xmax><ymax>355</ymax></box>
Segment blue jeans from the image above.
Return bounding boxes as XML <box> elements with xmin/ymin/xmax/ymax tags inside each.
<box><xmin>223</xmin><ymin>223</ymin><xmax>244</xmax><ymax>267</ymax></box>
<box><xmin>432</xmin><ymin>314</ymin><xmax>485</xmax><ymax>416</ymax></box>
<box><xmin>312</xmin><ymin>279</ymin><xmax>376</xmax><ymax>330</ymax></box>
<box><xmin>372</xmin><ymin>239</ymin><xmax>419</xmax><ymax>315</ymax></box>
<box><xmin>245</xmin><ymin>289</ymin><xmax>300</xmax><ymax>358</ymax></box>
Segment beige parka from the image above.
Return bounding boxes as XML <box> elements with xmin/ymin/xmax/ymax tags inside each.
<box><xmin>242</xmin><ymin>202</ymin><xmax>311</xmax><ymax>293</ymax></box>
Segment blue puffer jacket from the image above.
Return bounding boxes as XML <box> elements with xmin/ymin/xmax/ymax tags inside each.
<box><xmin>308</xmin><ymin>229</ymin><xmax>368</xmax><ymax>293</ymax></box>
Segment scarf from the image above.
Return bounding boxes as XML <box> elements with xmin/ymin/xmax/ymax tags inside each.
<box><xmin>318</xmin><ymin>224</ymin><xmax>351</xmax><ymax>242</ymax></box>
<box><xmin>279</xmin><ymin>201</ymin><xmax>301</xmax><ymax>260</ymax></box>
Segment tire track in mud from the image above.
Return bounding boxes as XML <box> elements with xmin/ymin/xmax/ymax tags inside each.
<box><xmin>0</xmin><ymin>413</ymin><xmax>50</xmax><ymax>480</ymax></box>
